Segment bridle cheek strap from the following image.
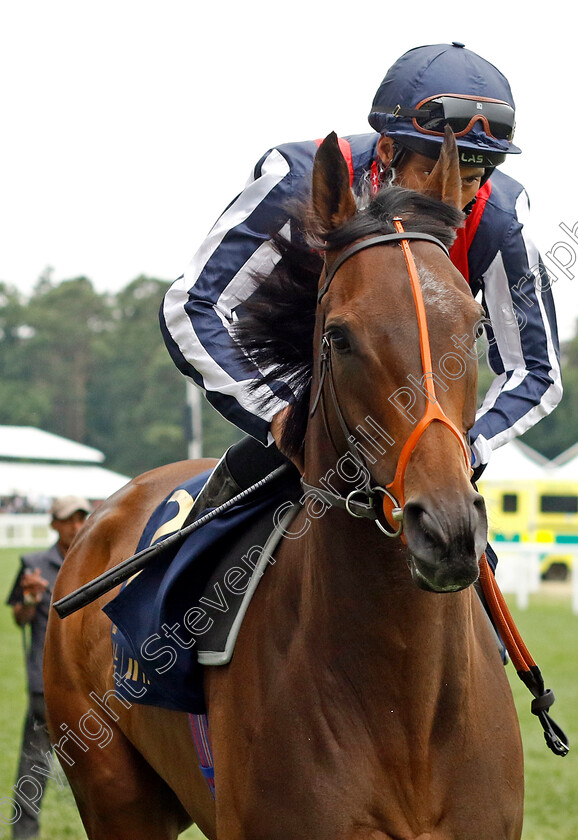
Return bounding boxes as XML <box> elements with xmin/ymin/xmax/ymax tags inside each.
<box><xmin>383</xmin><ymin>219</ymin><xmax>471</xmax><ymax>533</ymax></box>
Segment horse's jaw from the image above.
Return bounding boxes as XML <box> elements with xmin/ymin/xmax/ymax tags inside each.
<box><xmin>406</xmin><ymin>552</ymin><xmax>478</xmax><ymax>593</ymax></box>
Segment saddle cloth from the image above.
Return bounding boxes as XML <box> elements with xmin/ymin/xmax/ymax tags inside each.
<box><xmin>103</xmin><ymin>469</ymin><xmax>300</xmax><ymax>714</ymax></box>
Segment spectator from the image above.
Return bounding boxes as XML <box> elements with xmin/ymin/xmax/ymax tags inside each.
<box><xmin>6</xmin><ymin>495</ymin><xmax>91</xmax><ymax>840</ymax></box>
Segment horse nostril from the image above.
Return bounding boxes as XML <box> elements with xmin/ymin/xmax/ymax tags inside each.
<box><xmin>403</xmin><ymin>502</ymin><xmax>442</xmax><ymax>556</ymax></box>
<box><xmin>403</xmin><ymin>492</ymin><xmax>486</xmax><ymax>559</ymax></box>
<box><xmin>473</xmin><ymin>490</ymin><xmax>486</xmax><ymax>512</ymax></box>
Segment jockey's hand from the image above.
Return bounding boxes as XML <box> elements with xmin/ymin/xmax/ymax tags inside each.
<box><xmin>271</xmin><ymin>407</ymin><xmax>304</xmax><ymax>475</ymax></box>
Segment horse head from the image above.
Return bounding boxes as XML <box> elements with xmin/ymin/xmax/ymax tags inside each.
<box><xmin>234</xmin><ymin>129</ymin><xmax>487</xmax><ymax>593</ymax></box>
<box><xmin>304</xmin><ymin>130</ymin><xmax>487</xmax><ymax>592</ymax></box>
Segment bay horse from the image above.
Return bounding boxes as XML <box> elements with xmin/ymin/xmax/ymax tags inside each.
<box><xmin>44</xmin><ymin>131</ymin><xmax>524</xmax><ymax>839</ymax></box>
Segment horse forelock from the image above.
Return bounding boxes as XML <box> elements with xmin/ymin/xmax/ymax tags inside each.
<box><xmin>232</xmin><ymin>186</ymin><xmax>464</xmax><ymax>457</ymax></box>
<box><xmin>321</xmin><ymin>186</ymin><xmax>463</xmax><ymax>253</ymax></box>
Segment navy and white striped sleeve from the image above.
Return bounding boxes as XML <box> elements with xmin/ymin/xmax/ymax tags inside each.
<box><xmin>470</xmin><ymin>188</ymin><xmax>562</xmax><ymax>468</ymax></box>
<box><xmin>160</xmin><ymin>145</ymin><xmax>313</xmax><ymax>444</ymax></box>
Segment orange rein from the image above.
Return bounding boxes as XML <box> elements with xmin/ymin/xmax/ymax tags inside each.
<box><xmin>478</xmin><ymin>552</ymin><xmax>569</xmax><ymax>756</ymax></box>
<box><xmin>382</xmin><ymin>218</ymin><xmax>471</xmax><ymax>531</ymax></box>
<box><xmin>478</xmin><ymin>553</ymin><xmax>536</xmax><ymax>673</ymax></box>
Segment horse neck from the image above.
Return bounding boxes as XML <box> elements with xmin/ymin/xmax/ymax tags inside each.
<box><xmin>305</xmin><ymin>511</ymin><xmax>473</xmax><ymax>650</ymax></box>
<box><xmin>286</xmin><ymin>513</ymin><xmax>477</xmax><ymax>754</ymax></box>
<box><xmin>299</xmin><ymin>422</ymin><xmax>476</xmax><ymax>705</ymax></box>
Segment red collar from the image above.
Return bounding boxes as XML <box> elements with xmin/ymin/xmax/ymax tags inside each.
<box><xmin>449</xmin><ymin>181</ymin><xmax>492</xmax><ymax>282</ymax></box>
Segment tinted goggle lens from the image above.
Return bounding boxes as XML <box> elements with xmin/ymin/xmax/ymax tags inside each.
<box><xmin>414</xmin><ymin>97</ymin><xmax>515</xmax><ymax>141</ymax></box>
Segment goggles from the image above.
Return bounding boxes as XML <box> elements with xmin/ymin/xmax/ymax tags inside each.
<box><xmin>410</xmin><ymin>94</ymin><xmax>516</xmax><ymax>142</ymax></box>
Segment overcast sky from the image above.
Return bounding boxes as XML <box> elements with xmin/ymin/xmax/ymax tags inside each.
<box><xmin>2</xmin><ymin>1</ymin><xmax>577</xmax><ymax>340</ymax></box>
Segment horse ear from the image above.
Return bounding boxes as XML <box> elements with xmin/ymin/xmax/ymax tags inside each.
<box><xmin>423</xmin><ymin>125</ymin><xmax>462</xmax><ymax>209</ymax></box>
<box><xmin>312</xmin><ymin>132</ymin><xmax>357</xmax><ymax>233</ymax></box>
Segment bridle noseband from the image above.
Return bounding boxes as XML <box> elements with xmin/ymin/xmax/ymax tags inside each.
<box><xmin>305</xmin><ymin>218</ymin><xmax>471</xmax><ymax>539</ymax></box>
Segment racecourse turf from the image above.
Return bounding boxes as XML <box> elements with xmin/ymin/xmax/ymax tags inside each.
<box><xmin>0</xmin><ymin>547</ymin><xmax>576</xmax><ymax>839</ymax></box>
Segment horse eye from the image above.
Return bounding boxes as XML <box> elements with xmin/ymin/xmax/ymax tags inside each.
<box><xmin>474</xmin><ymin>322</ymin><xmax>485</xmax><ymax>340</ymax></box>
<box><xmin>326</xmin><ymin>327</ymin><xmax>351</xmax><ymax>353</ymax></box>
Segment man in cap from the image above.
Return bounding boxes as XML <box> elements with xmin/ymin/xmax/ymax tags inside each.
<box><xmin>6</xmin><ymin>495</ymin><xmax>91</xmax><ymax>839</ymax></box>
<box><xmin>160</xmin><ymin>42</ymin><xmax>561</xmax><ymax>530</ymax></box>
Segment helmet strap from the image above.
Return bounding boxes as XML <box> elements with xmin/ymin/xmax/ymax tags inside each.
<box><xmin>379</xmin><ymin>142</ymin><xmax>408</xmax><ymax>187</ymax></box>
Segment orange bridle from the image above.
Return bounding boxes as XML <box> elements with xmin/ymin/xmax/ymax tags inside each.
<box><xmin>382</xmin><ymin>218</ymin><xmax>471</xmax><ymax>531</ymax></box>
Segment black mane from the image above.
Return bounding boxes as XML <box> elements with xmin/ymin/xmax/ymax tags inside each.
<box><xmin>233</xmin><ymin>186</ymin><xmax>464</xmax><ymax>457</ymax></box>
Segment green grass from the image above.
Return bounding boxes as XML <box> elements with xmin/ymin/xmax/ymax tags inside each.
<box><xmin>1</xmin><ymin>547</ymin><xmax>576</xmax><ymax>838</ymax></box>
<box><xmin>504</xmin><ymin>587</ymin><xmax>578</xmax><ymax>839</ymax></box>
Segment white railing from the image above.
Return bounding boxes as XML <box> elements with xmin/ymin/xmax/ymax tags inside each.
<box><xmin>0</xmin><ymin>513</ymin><xmax>52</xmax><ymax>548</ymax></box>
<box><xmin>493</xmin><ymin>541</ymin><xmax>578</xmax><ymax>614</ymax></box>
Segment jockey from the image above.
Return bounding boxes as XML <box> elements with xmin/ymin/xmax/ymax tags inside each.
<box><xmin>160</xmin><ymin>42</ymin><xmax>562</xmax><ymax>531</ymax></box>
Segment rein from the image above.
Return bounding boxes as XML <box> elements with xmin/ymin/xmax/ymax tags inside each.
<box><xmin>308</xmin><ymin>218</ymin><xmax>470</xmax><ymax>537</ymax></box>
<box><xmin>479</xmin><ymin>554</ymin><xmax>569</xmax><ymax>757</ymax></box>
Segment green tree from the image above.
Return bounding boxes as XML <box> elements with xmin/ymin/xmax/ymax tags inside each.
<box><xmin>0</xmin><ymin>273</ymin><xmax>237</xmax><ymax>477</ymax></box>
<box><xmin>22</xmin><ymin>276</ymin><xmax>111</xmax><ymax>442</ymax></box>
<box><xmin>0</xmin><ymin>277</ymin><xmax>108</xmax><ymax>436</ymax></box>
<box><xmin>0</xmin><ymin>282</ymin><xmax>51</xmax><ymax>426</ymax></box>
<box><xmin>520</xmin><ymin>333</ymin><xmax>578</xmax><ymax>460</ymax></box>
<box><xmin>200</xmin><ymin>397</ymin><xmax>244</xmax><ymax>459</ymax></box>
<box><xmin>87</xmin><ymin>275</ymin><xmax>242</xmax><ymax>474</ymax></box>
<box><xmin>86</xmin><ymin>276</ymin><xmax>188</xmax><ymax>475</ymax></box>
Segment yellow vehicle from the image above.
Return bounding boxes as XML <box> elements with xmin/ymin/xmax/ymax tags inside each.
<box><xmin>479</xmin><ymin>476</ymin><xmax>578</xmax><ymax>581</ymax></box>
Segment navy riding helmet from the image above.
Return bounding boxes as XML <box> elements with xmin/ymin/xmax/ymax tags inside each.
<box><xmin>368</xmin><ymin>42</ymin><xmax>521</xmax><ymax>169</ymax></box>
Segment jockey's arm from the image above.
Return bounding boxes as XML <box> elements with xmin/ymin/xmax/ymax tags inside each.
<box><xmin>160</xmin><ymin>143</ymin><xmax>319</xmax><ymax>445</ymax></box>
<box><xmin>469</xmin><ymin>195</ymin><xmax>562</xmax><ymax>471</ymax></box>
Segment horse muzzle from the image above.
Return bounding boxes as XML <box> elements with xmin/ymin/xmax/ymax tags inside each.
<box><xmin>402</xmin><ymin>490</ymin><xmax>487</xmax><ymax>593</ymax></box>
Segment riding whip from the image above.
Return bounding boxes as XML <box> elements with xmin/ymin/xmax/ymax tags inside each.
<box><xmin>52</xmin><ymin>464</ymin><xmax>293</xmax><ymax>619</ymax></box>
